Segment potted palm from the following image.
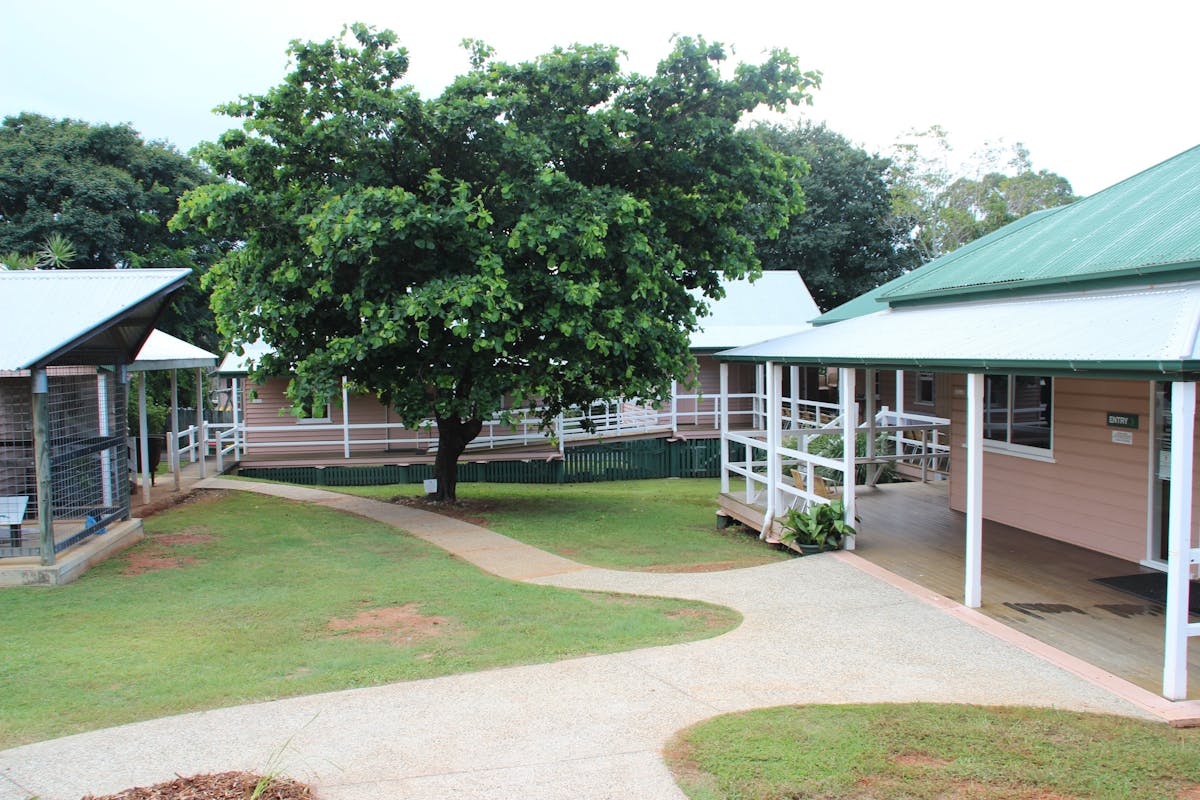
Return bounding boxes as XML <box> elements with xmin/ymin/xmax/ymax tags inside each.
<box><xmin>780</xmin><ymin>501</ymin><xmax>855</xmax><ymax>555</ymax></box>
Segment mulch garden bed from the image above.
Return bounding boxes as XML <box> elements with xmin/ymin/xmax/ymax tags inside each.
<box><xmin>81</xmin><ymin>771</ymin><xmax>312</xmax><ymax>800</ymax></box>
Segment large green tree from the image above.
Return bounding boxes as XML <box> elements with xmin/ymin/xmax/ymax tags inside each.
<box><xmin>175</xmin><ymin>25</ymin><xmax>819</xmax><ymax>499</ymax></box>
<box><xmin>0</xmin><ymin>112</ymin><xmax>224</xmax><ymax>348</ymax></box>
<box><xmin>888</xmin><ymin>127</ymin><xmax>1077</xmax><ymax>262</ymax></box>
<box><xmin>750</xmin><ymin>122</ymin><xmax>910</xmax><ymax>310</ymax></box>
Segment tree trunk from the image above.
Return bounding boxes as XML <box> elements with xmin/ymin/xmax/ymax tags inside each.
<box><xmin>432</xmin><ymin>416</ymin><xmax>483</xmax><ymax>502</ymax></box>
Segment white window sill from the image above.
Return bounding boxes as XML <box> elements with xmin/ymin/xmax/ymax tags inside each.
<box><xmin>962</xmin><ymin>440</ymin><xmax>1056</xmax><ymax>463</ymax></box>
<box><xmin>295</xmin><ymin>417</ymin><xmax>333</xmax><ymax>425</ymax></box>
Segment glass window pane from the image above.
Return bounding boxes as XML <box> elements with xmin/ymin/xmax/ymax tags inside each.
<box><xmin>983</xmin><ymin>375</ymin><xmax>1009</xmax><ymax>442</ymax></box>
<box><xmin>917</xmin><ymin>372</ymin><xmax>935</xmax><ymax>404</ymax></box>
<box><xmin>1010</xmin><ymin>376</ymin><xmax>1052</xmax><ymax>448</ymax></box>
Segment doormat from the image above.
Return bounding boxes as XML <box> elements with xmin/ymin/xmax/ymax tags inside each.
<box><xmin>1093</xmin><ymin>572</ymin><xmax>1200</xmax><ymax>614</ymax></box>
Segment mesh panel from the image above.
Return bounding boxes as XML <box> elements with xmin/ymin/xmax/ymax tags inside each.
<box><xmin>0</xmin><ymin>375</ymin><xmax>34</xmax><ymax>553</ymax></box>
<box><xmin>0</xmin><ymin>367</ymin><xmax>129</xmax><ymax>558</ymax></box>
<box><xmin>47</xmin><ymin>368</ymin><xmax>129</xmax><ymax>552</ymax></box>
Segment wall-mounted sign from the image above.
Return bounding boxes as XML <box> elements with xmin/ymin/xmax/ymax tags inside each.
<box><xmin>1111</xmin><ymin>430</ymin><xmax>1134</xmax><ymax>445</ymax></box>
<box><xmin>1106</xmin><ymin>412</ymin><xmax>1139</xmax><ymax>429</ymax></box>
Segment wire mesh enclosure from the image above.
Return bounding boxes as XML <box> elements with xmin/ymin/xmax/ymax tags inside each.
<box><xmin>0</xmin><ymin>367</ymin><xmax>129</xmax><ymax>559</ymax></box>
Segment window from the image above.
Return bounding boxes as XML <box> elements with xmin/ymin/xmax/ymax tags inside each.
<box><xmin>983</xmin><ymin>374</ymin><xmax>1052</xmax><ymax>450</ymax></box>
<box><xmin>294</xmin><ymin>396</ymin><xmax>332</xmax><ymax>424</ymax></box>
<box><xmin>916</xmin><ymin>372</ymin><xmax>935</xmax><ymax>405</ymax></box>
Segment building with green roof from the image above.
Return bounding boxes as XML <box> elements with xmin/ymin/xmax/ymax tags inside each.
<box><xmin>715</xmin><ymin>144</ymin><xmax>1200</xmax><ymax>704</ymax></box>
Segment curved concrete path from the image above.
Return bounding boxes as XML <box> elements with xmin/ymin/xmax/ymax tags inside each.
<box><xmin>0</xmin><ymin>479</ymin><xmax>1154</xmax><ymax>800</ymax></box>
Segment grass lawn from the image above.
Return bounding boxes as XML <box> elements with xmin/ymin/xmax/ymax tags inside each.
<box><xmin>329</xmin><ymin>478</ymin><xmax>788</xmax><ymax>571</ymax></box>
<box><xmin>666</xmin><ymin>703</ymin><xmax>1200</xmax><ymax>800</ymax></box>
<box><xmin>0</xmin><ymin>490</ymin><xmax>738</xmax><ymax>749</ymax></box>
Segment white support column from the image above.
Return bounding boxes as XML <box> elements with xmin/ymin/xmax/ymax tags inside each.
<box><xmin>32</xmin><ymin>368</ymin><xmax>54</xmax><ymax>566</ymax></box>
<box><xmin>170</xmin><ymin>369</ymin><xmax>181</xmax><ymax>491</ymax></box>
<box><xmin>895</xmin><ymin>370</ymin><xmax>906</xmax><ymax>456</ymax></box>
<box><xmin>1164</xmin><ymin>380</ymin><xmax>1196</xmax><ymax>700</ymax></box>
<box><xmin>719</xmin><ymin>362</ymin><xmax>730</xmax><ymax>495</ymax></box>
<box><xmin>342</xmin><ymin>376</ymin><xmax>351</xmax><ymax>459</ymax></box>
<box><xmin>138</xmin><ymin>373</ymin><xmax>151</xmax><ymax>505</ymax></box>
<box><xmin>787</xmin><ymin>364</ymin><xmax>796</xmax><ymax>429</ymax></box>
<box><xmin>865</xmin><ymin>369</ymin><xmax>877</xmax><ymax>484</ymax></box>
<box><xmin>763</xmin><ymin>362</ymin><xmax>783</xmax><ymax>538</ymax></box>
<box><xmin>670</xmin><ymin>378</ymin><xmax>679</xmax><ymax>434</ymax></box>
<box><xmin>965</xmin><ymin>373</ymin><xmax>985</xmax><ymax>608</ymax></box>
<box><xmin>231</xmin><ymin>377</ymin><xmax>241</xmax><ymax>456</ymax></box>
<box><xmin>194</xmin><ymin>368</ymin><xmax>204</xmax><ymax>468</ymax></box>
<box><xmin>754</xmin><ymin>364</ymin><xmax>765</xmax><ymax>429</ymax></box>
<box><xmin>97</xmin><ymin>371</ymin><xmax>113</xmax><ymax>508</ymax></box>
<box><xmin>840</xmin><ymin>367</ymin><xmax>857</xmax><ymax>550</ymax></box>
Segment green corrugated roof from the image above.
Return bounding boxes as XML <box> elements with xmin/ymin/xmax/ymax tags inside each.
<box><xmin>813</xmin><ymin>209</ymin><xmax>1059</xmax><ymax>325</ymax></box>
<box><xmin>881</xmin><ymin>145</ymin><xmax>1200</xmax><ymax>304</ymax></box>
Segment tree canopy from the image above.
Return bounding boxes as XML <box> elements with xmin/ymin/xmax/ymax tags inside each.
<box><xmin>174</xmin><ymin>25</ymin><xmax>820</xmax><ymax>499</ymax></box>
<box><xmin>750</xmin><ymin>122</ymin><xmax>910</xmax><ymax>310</ymax></box>
<box><xmin>888</xmin><ymin>127</ymin><xmax>1077</xmax><ymax>262</ymax></box>
<box><xmin>0</xmin><ymin>112</ymin><xmax>224</xmax><ymax>348</ymax></box>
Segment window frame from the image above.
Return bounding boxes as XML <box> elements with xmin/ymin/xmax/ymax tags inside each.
<box><xmin>294</xmin><ymin>396</ymin><xmax>333</xmax><ymax>425</ymax></box>
<box><xmin>916</xmin><ymin>372</ymin><xmax>936</xmax><ymax>405</ymax></box>
<box><xmin>981</xmin><ymin>373</ymin><xmax>1054</xmax><ymax>460</ymax></box>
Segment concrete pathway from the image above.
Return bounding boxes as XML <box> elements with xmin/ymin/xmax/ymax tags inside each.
<box><xmin>0</xmin><ymin>480</ymin><xmax>1156</xmax><ymax>800</ymax></box>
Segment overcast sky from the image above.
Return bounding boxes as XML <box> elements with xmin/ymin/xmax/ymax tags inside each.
<box><xmin>2</xmin><ymin>0</ymin><xmax>1196</xmax><ymax>196</ymax></box>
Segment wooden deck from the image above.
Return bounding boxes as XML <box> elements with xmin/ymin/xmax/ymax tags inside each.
<box><xmin>852</xmin><ymin>481</ymin><xmax>1199</xmax><ymax>699</ymax></box>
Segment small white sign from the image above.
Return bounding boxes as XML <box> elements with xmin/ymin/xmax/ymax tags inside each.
<box><xmin>1111</xmin><ymin>430</ymin><xmax>1134</xmax><ymax>445</ymax></box>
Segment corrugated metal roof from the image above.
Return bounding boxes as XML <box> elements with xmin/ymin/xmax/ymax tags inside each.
<box><xmin>215</xmin><ymin>339</ymin><xmax>274</xmax><ymax>375</ymax></box>
<box><xmin>719</xmin><ymin>280</ymin><xmax>1200</xmax><ymax>379</ymax></box>
<box><xmin>218</xmin><ymin>272</ymin><xmax>823</xmax><ymax>372</ymax></box>
<box><xmin>689</xmin><ymin>271</ymin><xmax>819</xmax><ymax>349</ymax></box>
<box><xmin>883</xmin><ymin>145</ymin><xmax>1200</xmax><ymax>303</ymax></box>
<box><xmin>0</xmin><ymin>269</ymin><xmax>191</xmax><ymax>370</ymax></box>
<box><xmin>815</xmin><ymin>210</ymin><xmax>1059</xmax><ymax>326</ymax></box>
<box><xmin>130</xmin><ymin>329</ymin><xmax>218</xmax><ymax>372</ymax></box>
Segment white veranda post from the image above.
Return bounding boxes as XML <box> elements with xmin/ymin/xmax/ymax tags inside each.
<box><xmin>839</xmin><ymin>368</ymin><xmax>857</xmax><ymax>550</ymax></box>
<box><xmin>763</xmin><ymin>362</ymin><xmax>783</xmax><ymax>538</ymax></box>
<box><xmin>1163</xmin><ymin>380</ymin><xmax>1196</xmax><ymax>700</ymax></box>
<box><xmin>789</xmin><ymin>365</ymin><xmax>800</xmax><ymax>428</ymax></box>
<box><xmin>138</xmin><ymin>373</ymin><xmax>151</xmax><ymax>505</ymax></box>
<box><xmin>719</xmin><ymin>362</ymin><xmax>730</xmax><ymax>495</ymax></box>
<box><xmin>194</xmin><ymin>368</ymin><xmax>207</xmax><ymax>478</ymax></box>
<box><xmin>170</xmin><ymin>368</ymin><xmax>181</xmax><ymax>491</ymax></box>
<box><xmin>965</xmin><ymin>373</ymin><xmax>984</xmax><ymax>608</ymax></box>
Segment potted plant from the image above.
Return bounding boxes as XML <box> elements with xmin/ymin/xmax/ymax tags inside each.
<box><xmin>780</xmin><ymin>500</ymin><xmax>855</xmax><ymax>555</ymax></box>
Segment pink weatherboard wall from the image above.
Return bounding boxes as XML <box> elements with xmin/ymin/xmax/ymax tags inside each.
<box><xmin>947</xmin><ymin>375</ymin><xmax>1200</xmax><ymax>564</ymax></box>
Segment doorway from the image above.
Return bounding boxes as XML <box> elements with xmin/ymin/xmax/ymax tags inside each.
<box><xmin>1149</xmin><ymin>381</ymin><xmax>1171</xmax><ymax>565</ymax></box>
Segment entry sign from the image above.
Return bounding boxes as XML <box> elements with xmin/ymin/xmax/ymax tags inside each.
<box><xmin>1106</xmin><ymin>412</ymin><xmax>1139</xmax><ymax>429</ymax></box>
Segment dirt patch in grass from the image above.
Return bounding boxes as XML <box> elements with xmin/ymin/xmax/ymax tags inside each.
<box><xmin>156</xmin><ymin>529</ymin><xmax>217</xmax><ymax>547</ymax></box>
<box><xmin>326</xmin><ymin>602</ymin><xmax>450</xmax><ymax>644</ymax></box>
<box><xmin>122</xmin><ymin>525</ymin><xmax>214</xmax><ymax>575</ymax></box>
<box><xmin>82</xmin><ymin>770</ymin><xmax>311</xmax><ymax>799</ymax></box>
<box><xmin>891</xmin><ymin>751</ymin><xmax>951</xmax><ymax>768</ymax></box>
<box><xmin>122</xmin><ymin>552</ymin><xmax>200</xmax><ymax>576</ymax></box>
<box><xmin>390</xmin><ymin>495</ymin><xmax>497</xmax><ymax>527</ymax></box>
<box><xmin>851</xmin><ymin>773</ymin><xmax>1077</xmax><ymax>799</ymax></box>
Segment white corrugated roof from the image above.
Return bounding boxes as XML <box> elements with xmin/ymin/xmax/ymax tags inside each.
<box><xmin>218</xmin><ymin>272</ymin><xmax>823</xmax><ymax>372</ymax></box>
<box><xmin>719</xmin><ymin>280</ymin><xmax>1200</xmax><ymax>377</ymax></box>
<box><xmin>130</xmin><ymin>329</ymin><xmax>219</xmax><ymax>372</ymax></box>
<box><xmin>215</xmin><ymin>338</ymin><xmax>275</xmax><ymax>375</ymax></box>
<box><xmin>690</xmin><ymin>271</ymin><xmax>819</xmax><ymax>349</ymax></box>
<box><xmin>0</xmin><ymin>269</ymin><xmax>192</xmax><ymax>370</ymax></box>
